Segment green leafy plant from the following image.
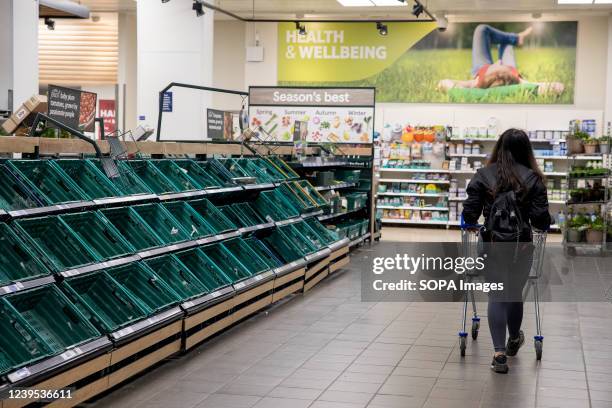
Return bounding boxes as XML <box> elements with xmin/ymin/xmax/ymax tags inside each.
<box><xmin>572</xmin><ymin>131</ymin><xmax>590</xmax><ymax>141</ymax></box>
<box><xmin>569</xmin><ymin>214</ymin><xmax>589</xmax><ymax>230</ymax></box>
<box><xmin>583</xmin><ymin>137</ymin><xmax>599</xmax><ymax>145</ymax></box>
<box><xmin>589</xmin><ymin>217</ymin><xmax>605</xmax><ymax>232</ymax></box>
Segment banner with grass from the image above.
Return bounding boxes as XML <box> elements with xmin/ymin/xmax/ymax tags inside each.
<box><xmin>278</xmin><ymin>21</ymin><xmax>577</xmax><ymax>104</ymax></box>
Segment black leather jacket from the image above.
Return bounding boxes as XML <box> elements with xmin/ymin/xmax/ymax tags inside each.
<box><xmin>462</xmin><ymin>163</ymin><xmax>552</xmax><ymax>232</ymax></box>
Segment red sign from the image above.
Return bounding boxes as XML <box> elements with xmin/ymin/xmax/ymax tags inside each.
<box><xmin>99</xmin><ymin>99</ymin><xmax>116</xmax><ymax>136</ymax></box>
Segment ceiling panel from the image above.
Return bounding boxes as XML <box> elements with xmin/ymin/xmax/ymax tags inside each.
<box><xmin>69</xmin><ymin>0</ymin><xmax>135</xmax><ymax>12</ymax></box>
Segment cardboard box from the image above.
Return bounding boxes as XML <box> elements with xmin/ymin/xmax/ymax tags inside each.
<box><xmin>0</xmin><ymin>94</ymin><xmax>47</xmax><ymax>135</ymax></box>
<box><xmin>24</xmin><ymin>94</ymin><xmax>47</xmax><ymax>113</ymax></box>
<box><xmin>1</xmin><ymin>117</ymin><xmax>18</xmax><ymax>135</ymax></box>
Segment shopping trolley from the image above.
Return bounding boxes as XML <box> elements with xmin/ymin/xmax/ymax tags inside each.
<box><xmin>458</xmin><ymin>220</ymin><xmax>548</xmax><ymax>361</ymax></box>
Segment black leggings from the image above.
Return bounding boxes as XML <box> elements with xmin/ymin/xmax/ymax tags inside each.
<box><xmin>488</xmin><ymin>301</ymin><xmax>524</xmax><ymax>352</ymax></box>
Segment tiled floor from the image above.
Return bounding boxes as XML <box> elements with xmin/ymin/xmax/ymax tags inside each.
<box><xmin>88</xmin><ymin>235</ymin><xmax>611</xmax><ymax>408</ymax></box>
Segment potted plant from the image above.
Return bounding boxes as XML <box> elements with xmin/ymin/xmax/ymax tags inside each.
<box><xmin>586</xmin><ymin>217</ymin><xmax>605</xmax><ymax>244</ymax></box>
<box><xmin>567</xmin><ymin>131</ymin><xmax>589</xmax><ymax>155</ymax></box>
<box><xmin>598</xmin><ymin>136</ymin><xmax>610</xmax><ymax>154</ymax></box>
<box><xmin>566</xmin><ymin>214</ymin><xmax>588</xmax><ymax>243</ymax></box>
<box><xmin>583</xmin><ymin>137</ymin><xmax>599</xmax><ymax>154</ymax></box>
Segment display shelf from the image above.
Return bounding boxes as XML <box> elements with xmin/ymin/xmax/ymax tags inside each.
<box><xmin>449</xmin><ymin>196</ymin><xmax>467</xmax><ymax>201</ymax></box>
<box><xmin>449</xmin><ymin>138</ymin><xmax>498</xmax><ymax>142</ymax></box>
<box><xmin>381</xmin><ymin>218</ymin><xmax>448</xmax><ymax>225</ymax></box>
<box><xmin>317</xmin><ymin>207</ymin><xmax>365</xmax><ymax>222</ymax></box>
<box><xmin>314</xmin><ymin>182</ymin><xmax>358</xmax><ymax>191</ymax></box>
<box><xmin>449</xmin><ymin>169</ymin><xmax>476</xmax><ymax>174</ymax></box>
<box><xmin>535</xmin><ymin>155</ymin><xmax>570</xmax><ymax>160</ymax></box>
<box><xmin>380</xmin><ymin>168</ymin><xmax>449</xmax><ymax>173</ymax></box>
<box><xmin>378</xmin><ymin>178</ymin><xmax>450</xmax><ymax>185</ymax></box>
<box><xmin>447</xmin><ymin>153</ymin><xmax>487</xmax><ymax>158</ymax></box>
<box><xmin>378</xmin><ymin>192</ymin><xmax>446</xmax><ymax>198</ymax></box>
<box><xmin>378</xmin><ymin>205</ymin><xmax>449</xmax><ymax>211</ymax></box>
<box><xmin>348</xmin><ymin>232</ymin><xmax>370</xmax><ymax>248</ymax></box>
<box><xmin>549</xmin><ymin>200</ymin><xmax>567</xmax><ymax>204</ymax></box>
<box><xmin>543</xmin><ymin>172</ymin><xmax>568</xmax><ymax>177</ymax></box>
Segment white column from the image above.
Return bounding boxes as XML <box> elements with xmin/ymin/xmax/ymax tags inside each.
<box><xmin>604</xmin><ymin>14</ymin><xmax>612</xmax><ymax>133</ymax></box>
<box><xmin>119</xmin><ymin>11</ymin><xmax>137</xmax><ymax>131</ymax></box>
<box><xmin>0</xmin><ymin>0</ymin><xmax>38</xmax><ymax>111</ymax></box>
<box><xmin>137</xmin><ymin>0</ymin><xmax>214</xmax><ymax>141</ymax></box>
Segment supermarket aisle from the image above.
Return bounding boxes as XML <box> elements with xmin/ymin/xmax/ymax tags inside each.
<box><xmin>88</xmin><ymin>245</ymin><xmax>612</xmax><ymax>408</ymax></box>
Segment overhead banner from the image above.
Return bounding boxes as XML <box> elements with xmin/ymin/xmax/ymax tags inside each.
<box><xmin>248</xmin><ymin>87</ymin><xmax>375</xmax><ymax>144</ymax></box>
<box><xmin>278</xmin><ymin>21</ymin><xmax>577</xmax><ymax>104</ymax></box>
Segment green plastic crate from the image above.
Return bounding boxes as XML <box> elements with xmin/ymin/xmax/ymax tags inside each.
<box><xmin>263</xmin><ymin>228</ymin><xmax>305</xmax><ymax>263</ymax></box>
<box><xmin>304</xmin><ymin>218</ymin><xmax>339</xmax><ymax>245</ymax></box>
<box><xmin>145</xmin><ymin>255</ymin><xmax>208</xmax><ymax>301</ymax></box>
<box><xmin>107</xmin><ymin>262</ymin><xmax>181</xmax><ymax>313</ymax></box>
<box><xmin>118</xmin><ymin>160</ymin><xmax>179</xmax><ymax>194</ymax></box>
<box><xmin>258</xmin><ymin>158</ymin><xmax>293</xmax><ymax>181</ymax></box>
<box><xmin>219</xmin><ymin>203</ymin><xmax>267</xmax><ymax>228</ymax></box>
<box><xmin>243</xmin><ymin>237</ymin><xmax>283</xmax><ymax>269</ymax></box>
<box><xmin>89</xmin><ymin>159</ymin><xmax>153</xmax><ymax>196</ymax></box>
<box><xmin>161</xmin><ymin>201</ymin><xmax>215</xmax><ymax>239</ymax></box>
<box><xmin>0</xmin><ymin>300</ymin><xmax>54</xmax><ymax>375</ymax></box>
<box><xmin>130</xmin><ymin>203</ymin><xmax>191</xmax><ymax>243</ymax></box>
<box><xmin>221</xmin><ymin>238</ymin><xmax>270</xmax><ymax>275</ymax></box>
<box><xmin>186</xmin><ymin>198</ymin><xmax>237</xmax><ymax>233</ymax></box>
<box><xmin>7</xmin><ymin>160</ymin><xmax>88</xmax><ymax>205</ymax></box>
<box><xmin>220</xmin><ymin>159</ymin><xmax>254</xmax><ymax>181</ymax></box>
<box><xmin>278</xmin><ymin>183</ymin><xmax>318</xmax><ymax>213</ymax></box>
<box><xmin>296</xmin><ymin>180</ymin><xmax>328</xmax><ymax>208</ymax></box>
<box><xmin>291</xmin><ymin>221</ymin><xmax>327</xmax><ymax>250</ymax></box>
<box><xmin>174</xmin><ymin>160</ymin><xmax>224</xmax><ymax>189</ymax></box>
<box><xmin>61</xmin><ymin>271</ymin><xmax>149</xmax><ymax>333</ymax></box>
<box><xmin>174</xmin><ymin>248</ymin><xmax>234</xmax><ymax>291</ymax></box>
<box><xmin>14</xmin><ymin>216</ymin><xmax>100</xmax><ymax>272</ymax></box>
<box><xmin>0</xmin><ymin>224</ymin><xmax>50</xmax><ymax>287</ymax></box>
<box><xmin>265</xmin><ymin>157</ymin><xmax>300</xmax><ymax>180</ymax></box>
<box><xmin>232</xmin><ymin>159</ymin><xmax>277</xmax><ymax>183</ymax></box>
<box><xmin>149</xmin><ymin>160</ymin><xmax>203</xmax><ymax>192</ymax></box>
<box><xmin>199</xmin><ymin>243</ymin><xmax>253</xmax><ymax>282</ymax></box>
<box><xmin>4</xmin><ymin>285</ymin><xmax>101</xmax><ymax>354</ymax></box>
<box><xmin>335</xmin><ymin>170</ymin><xmax>361</xmax><ymax>183</ymax></box>
<box><xmin>61</xmin><ymin>211</ymin><xmax>136</xmax><ymax>260</ymax></box>
<box><xmin>0</xmin><ymin>164</ymin><xmax>45</xmax><ymax>211</ymax></box>
<box><xmin>100</xmin><ymin>207</ymin><xmax>164</xmax><ymax>251</ymax></box>
<box><xmin>52</xmin><ymin>160</ymin><xmax>123</xmax><ymax>200</ymax></box>
<box><xmin>278</xmin><ymin>224</ymin><xmax>319</xmax><ymax>255</ymax></box>
<box><xmin>254</xmin><ymin>190</ymin><xmax>300</xmax><ymax>221</ymax></box>
<box><xmin>199</xmin><ymin>159</ymin><xmax>237</xmax><ymax>186</ymax></box>
<box><xmin>346</xmin><ymin>192</ymin><xmax>368</xmax><ymax>211</ymax></box>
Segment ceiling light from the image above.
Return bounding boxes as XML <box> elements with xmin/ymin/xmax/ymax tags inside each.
<box><xmin>296</xmin><ymin>22</ymin><xmax>306</xmax><ymax>36</ymax></box>
<box><xmin>371</xmin><ymin>0</ymin><xmax>407</xmax><ymax>5</ymax></box>
<box><xmin>557</xmin><ymin>0</ymin><xmax>593</xmax><ymax>3</ymax></box>
<box><xmin>412</xmin><ymin>1</ymin><xmax>424</xmax><ymax>17</ymax></box>
<box><xmin>192</xmin><ymin>0</ymin><xmax>204</xmax><ymax>16</ymax></box>
<box><xmin>44</xmin><ymin>17</ymin><xmax>55</xmax><ymax>30</ymax></box>
<box><xmin>376</xmin><ymin>22</ymin><xmax>388</xmax><ymax>36</ymax></box>
<box><xmin>336</xmin><ymin>0</ymin><xmax>375</xmax><ymax>6</ymax></box>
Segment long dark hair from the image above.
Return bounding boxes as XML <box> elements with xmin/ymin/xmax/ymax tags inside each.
<box><xmin>488</xmin><ymin>128</ymin><xmax>544</xmax><ymax>195</ymax></box>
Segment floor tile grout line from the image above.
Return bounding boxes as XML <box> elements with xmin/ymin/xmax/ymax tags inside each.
<box><xmin>575</xmin><ymin>302</ymin><xmax>594</xmax><ymax>408</ymax></box>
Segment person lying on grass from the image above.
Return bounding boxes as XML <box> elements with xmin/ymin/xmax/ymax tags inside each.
<box><xmin>437</xmin><ymin>24</ymin><xmax>564</xmax><ymax>96</ymax></box>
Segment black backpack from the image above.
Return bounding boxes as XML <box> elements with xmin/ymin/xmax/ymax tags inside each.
<box><xmin>484</xmin><ymin>189</ymin><xmax>524</xmax><ymax>243</ymax></box>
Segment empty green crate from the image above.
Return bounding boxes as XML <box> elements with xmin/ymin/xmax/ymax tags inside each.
<box><xmin>263</xmin><ymin>228</ymin><xmax>307</xmax><ymax>263</ymax></box>
<box><xmin>199</xmin><ymin>243</ymin><xmax>253</xmax><ymax>282</ymax></box>
<box><xmin>254</xmin><ymin>190</ymin><xmax>300</xmax><ymax>221</ymax></box>
<box><xmin>118</xmin><ymin>160</ymin><xmax>179</xmax><ymax>194</ymax></box>
<box><xmin>100</xmin><ymin>207</ymin><xmax>165</xmax><ymax>251</ymax></box>
<box><xmin>186</xmin><ymin>198</ymin><xmax>236</xmax><ymax>233</ymax></box>
<box><xmin>291</xmin><ymin>221</ymin><xmax>327</xmax><ymax>250</ymax></box>
<box><xmin>0</xmin><ymin>224</ymin><xmax>49</xmax><ymax>286</ymax></box>
<box><xmin>149</xmin><ymin>160</ymin><xmax>203</xmax><ymax>192</ymax></box>
<box><xmin>265</xmin><ymin>157</ymin><xmax>300</xmax><ymax>180</ymax></box>
<box><xmin>232</xmin><ymin>159</ymin><xmax>277</xmax><ymax>183</ymax></box>
<box><xmin>61</xmin><ymin>271</ymin><xmax>149</xmax><ymax>333</ymax></box>
<box><xmin>145</xmin><ymin>255</ymin><xmax>208</xmax><ymax>301</ymax></box>
<box><xmin>174</xmin><ymin>160</ymin><xmax>224</xmax><ymax>189</ymax></box>
<box><xmin>278</xmin><ymin>224</ymin><xmax>319</xmax><ymax>255</ymax></box>
<box><xmin>0</xmin><ymin>301</ymin><xmax>54</xmax><ymax>375</ymax></box>
<box><xmin>52</xmin><ymin>160</ymin><xmax>123</xmax><ymax>200</ymax></box>
<box><xmin>335</xmin><ymin>170</ymin><xmax>361</xmax><ymax>183</ymax></box>
<box><xmin>199</xmin><ymin>159</ymin><xmax>237</xmax><ymax>186</ymax></box>
<box><xmin>131</xmin><ymin>203</ymin><xmax>191</xmax><ymax>243</ymax></box>
<box><xmin>61</xmin><ymin>211</ymin><xmax>136</xmax><ymax>260</ymax></box>
<box><xmin>161</xmin><ymin>201</ymin><xmax>215</xmax><ymax>239</ymax></box>
<box><xmin>243</xmin><ymin>237</ymin><xmax>283</xmax><ymax>269</ymax></box>
<box><xmin>90</xmin><ymin>159</ymin><xmax>153</xmax><ymax>196</ymax></box>
<box><xmin>3</xmin><ymin>285</ymin><xmax>101</xmax><ymax>354</ymax></box>
<box><xmin>0</xmin><ymin>164</ymin><xmax>45</xmax><ymax>211</ymax></box>
<box><xmin>221</xmin><ymin>159</ymin><xmax>254</xmax><ymax>181</ymax></box>
<box><xmin>296</xmin><ymin>180</ymin><xmax>328</xmax><ymax>208</ymax></box>
<box><xmin>174</xmin><ymin>248</ymin><xmax>234</xmax><ymax>291</ymax></box>
<box><xmin>107</xmin><ymin>263</ymin><xmax>181</xmax><ymax>314</ymax></box>
<box><xmin>256</xmin><ymin>158</ymin><xmax>292</xmax><ymax>182</ymax></box>
<box><xmin>304</xmin><ymin>218</ymin><xmax>339</xmax><ymax>245</ymax></box>
<box><xmin>7</xmin><ymin>160</ymin><xmax>88</xmax><ymax>205</ymax></box>
<box><xmin>221</xmin><ymin>238</ymin><xmax>270</xmax><ymax>275</ymax></box>
<box><xmin>278</xmin><ymin>183</ymin><xmax>318</xmax><ymax>213</ymax></box>
<box><xmin>219</xmin><ymin>203</ymin><xmax>267</xmax><ymax>228</ymax></box>
<box><xmin>14</xmin><ymin>216</ymin><xmax>99</xmax><ymax>272</ymax></box>
<box><xmin>345</xmin><ymin>193</ymin><xmax>368</xmax><ymax>211</ymax></box>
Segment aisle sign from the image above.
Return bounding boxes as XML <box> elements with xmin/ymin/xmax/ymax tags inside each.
<box><xmin>248</xmin><ymin>87</ymin><xmax>375</xmax><ymax>143</ymax></box>
<box><xmin>99</xmin><ymin>99</ymin><xmax>116</xmax><ymax>134</ymax></box>
<box><xmin>47</xmin><ymin>85</ymin><xmax>97</xmax><ymax>132</ymax></box>
<box><xmin>207</xmin><ymin>109</ymin><xmax>224</xmax><ymax>140</ymax></box>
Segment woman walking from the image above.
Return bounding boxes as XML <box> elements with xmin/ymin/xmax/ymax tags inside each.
<box><xmin>462</xmin><ymin>128</ymin><xmax>551</xmax><ymax>373</ymax></box>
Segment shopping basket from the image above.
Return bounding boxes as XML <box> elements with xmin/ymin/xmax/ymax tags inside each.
<box><xmin>0</xmin><ymin>223</ymin><xmax>50</xmax><ymax>286</ymax></box>
<box><xmin>186</xmin><ymin>198</ymin><xmax>237</xmax><ymax>233</ymax></box>
<box><xmin>144</xmin><ymin>254</ymin><xmax>208</xmax><ymax>301</ymax></box>
<box><xmin>52</xmin><ymin>159</ymin><xmax>123</xmax><ymax>200</ymax></box>
<box><xmin>100</xmin><ymin>207</ymin><xmax>165</xmax><ymax>251</ymax></box>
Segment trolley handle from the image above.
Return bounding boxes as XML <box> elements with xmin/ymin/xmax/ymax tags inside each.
<box><xmin>459</xmin><ymin>215</ymin><xmax>481</xmax><ymax>231</ymax></box>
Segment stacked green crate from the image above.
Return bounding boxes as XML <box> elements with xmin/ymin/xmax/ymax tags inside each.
<box><xmin>335</xmin><ymin>169</ymin><xmax>361</xmax><ymax>183</ymax></box>
<box><xmin>345</xmin><ymin>192</ymin><xmax>368</xmax><ymax>211</ymax></box>
<box><xmin>264</xmin><ymin>225</ymin><xmax>318</xmax><ymax>263</ymax></box>
<box><xmin>242</xmin><ymin>237</ymin><xmax>283</xmax><ymax>269</ymax></box>
<box><xmin>89</xmin><ymin>159</ymin><xmax>153</xmax><ymax>196</ymax></box>
<box><xmin>61</xmin><ymin>211</ymin><xmax>136</xmax><ymax>260</ymax></box>
<box><xmin>219</xmin><ymin>202</ymin><xmax>267</xmax><ymax>228</ymax></box>
<box><xmin>161</xmin><ymin>201</ymin><xmax>215</xmax><ymax>239</ymax></box>
<box><xmin>0</xmin><ymin>224</ymin><xmax>49</xmax><ymax>286</ymax></box>
<box><xmin>200</xmin><ymin>159</ymin><xmax>240</xmax><ymax>186</ymax></box>
<box><xmin>145</xmin><ymin>255</ymin><xmax>208</xmax><ymax>301</ymax></box>
<box><xmin>291</xmin><ymin>221</ymin><xmax>329</xmax><ymax>250</ymax></box>
<box><xmin>278</xmin><ymin>182</ymin><xmax>319</xmax><ymax>213</ymax></box>
<box><xmin>130</xmin><ymin>203</ymin><xmax>191</xmax><ymax>243</ymax></box>
<box><xmin>2</xmin><ymin>285</ymin><xmax>101</xmax><ymax>355</ymax></box>
<box><xmin>118</xmin><ymin>160</ymin><xmax>179</xmax><ymax>194</ymax></box>
<box><xmin>265</xmin><ymin>157</ymin><xmax>300</xmax><ymax>180</ymax></box>
<box><xmin>221</xmin><ymin>238</ymin><xmax>271</xmax><ymax>275</ymax></box>
<box><xmin>52</xmin><ymin>160</ymin><xmax>123</xmax><ymax>200</ymax></box>
<box><xmin>199</xmin><ymin>243</ymin><xmax>254</xmax><ymax>282</ymax></box>
<box><xmin>186</xmin><ymin>198</ymin><xmax>237</xmax><ymax>233</ymax></box>
<box><xmin>253</xmin><ymin>190</ymin><xmax>300</xmax><ymax>221</ymax></box>
<box><xmin>149</xmin><ymin>160</ymin><xmax>203</xmax><ymax>192</ymax></box>
<box><xmin>303</xmin><ymin>218</ymin><xmax>340</xmax><ymax>245</ymax></box>
<box><xmin>7</xmin><ymin>160</ymin><xmax>88</xmax><ymax>205</ymax></box>
<box><xmin>232</xmin><ymin>158</ymin><xmax>277</xmax><ymax>183</ymax></box>
<box><xmin>61</xmin><ymin>271</ymin><xmax>149</xmax><ymax>333</ymax></box>
<box><xmin>100</xmin><ymin>207</ymin><xmax>165</xmax><ymax>251</ymax></box>
<box><xmin>0</xmin><ymin>300</ymin><xmax>53</xmax><ymax>375</ymax></box>
<box><xmin>174</xmin><ymin>248</ymin><xmax>234</xmax><ymax>290</ymax></box>
<box><xmin>106</xmin><ymin>263</ymin><xmax>181</xmax><ymax>314</ymax></box>
<box><xmin>220</xmin><ymin>159</ymin><xmax>257</xmax><ymax>183</ymax></box>
<box><xmin>0</xmin><ymin>164</ymin><xmax>44</xmax><ymax>211</ymax></box>
<box><xmin>296</xmin><ymin>180</ymin><xmax>328</xmax><ymax>208</ymax></box>
<box><xmin>174</xmin><ymin>160</ymin><xmax>225</xmax><ymax>189</ymax></box>
<box><xmin>255</xmin><ymin>158</ymin><xmax>292</xmax><ymax>182</ymax></box>
<box><xmin>14</xmin><ymin>216</ymin><xmax>99</xmax><ymax>272</ymax></box>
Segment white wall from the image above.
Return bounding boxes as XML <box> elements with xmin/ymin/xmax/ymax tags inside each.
<box><xmin>119</xmin><ymin>12</ymin><xmax>137</xmax><ymax>131</ymax></box>
<box><xmin>137</xmin><ymin>0</ymin><xmax>214</xmax><ymax>141</ymax></box>
<box><xmin>212</xmin><ymin>21</ymin><xmax>246</xmax><ymax>111</ymax></box>
<box><xmin>605</xmin><ymin>14</ymin><xmax>612</xmax><ymax>129</ymax></box>
<box><xmin>0</xmin><ymin>0</ymin><xmax>12</xmax><ymax>111</ymax></box>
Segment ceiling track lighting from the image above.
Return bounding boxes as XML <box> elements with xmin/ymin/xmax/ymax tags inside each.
<box><xmin>44</xmin><ymin>17</ymin><xmax>55</xmax><ymax>30</ymax></box>
<box><xmin>192</xmin><ymin>0</ymin><xmax>204</xmax><ymax>17</ymax></box>
<box><xmin>295</xmin><ymin>21</ymin><xmax>306</xmax><ymax>36</ymax></box>
<box><xmin>161</xmin><ymin>0</ymin><xmax>170</xmax><ymax>3</ymax></box>
<box><xmin>376</xmin><ymin>21</ymin><xmax>388</xmax><ymax>36</ymax></box>
<box><xmin>412</xmin><ymin>1</ymin><xmax>424</xmax><ymax>17</ymax></box>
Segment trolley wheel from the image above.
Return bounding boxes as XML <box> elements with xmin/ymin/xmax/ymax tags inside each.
<box><xmin>459</xmin><ymin>337</ymin><xmax>466</xmax><ymax>357</ymax></box>
<box><xmin>535</xmin><ymin>340</ymin><xmax>543</xmax><ymax>361</ymax></box>
<box><xmin>471</xmin><ymin>321</ymin><xmax>480</xmax><ymax>340</ymax></box>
